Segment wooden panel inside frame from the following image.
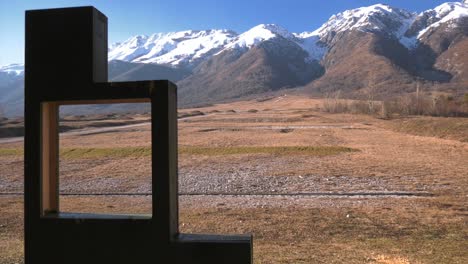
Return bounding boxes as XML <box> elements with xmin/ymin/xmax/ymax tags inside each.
<box><xmin>41</xmin><ymin>102</ymin><xmax>59</xmax><ymax>215</ymax></box>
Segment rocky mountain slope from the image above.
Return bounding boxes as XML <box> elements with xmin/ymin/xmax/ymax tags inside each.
<box><xmin>1</xmin><ymin>1</ymin><xmax>467</xmax><ymax>116</ymax></box>
<box><xmin>177</xmin><ymin>24</ymin><xmax>324</xmax><ymax>105</ymax></box>
<box><xmin>0</xmin><ymin>64</ymin><xmax>24</xmax><ymax>117</ymax></box>
<box><xmin>306</xmin><ymin>2</ymin><xmax>468</xmax><ymax>97</ymax></box>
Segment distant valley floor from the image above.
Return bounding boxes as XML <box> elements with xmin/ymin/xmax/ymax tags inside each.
<box><xmin>0</xmin><ymin>95</ymin><xmax>467</xmax><ymax>263</ymax></box>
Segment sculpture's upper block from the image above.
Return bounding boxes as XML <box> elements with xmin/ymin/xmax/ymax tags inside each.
<box><xmin>25</xmin><ymin>7</ymin><xmax>108</xmax><ymax>94</ymax></box>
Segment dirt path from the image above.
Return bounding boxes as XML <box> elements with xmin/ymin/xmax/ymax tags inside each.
<box><xmin>0</xmin><ymin>113</ymin><xmax>217</xmax><ymax>145</ymax></box>
<box><xmin>0</xmin><ymin>122</ymin><xmax>152</xmax><ymax>144</ymax></box>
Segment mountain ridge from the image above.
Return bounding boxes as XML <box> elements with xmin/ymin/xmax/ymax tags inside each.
<box><xmin>1</xmin><ymin>1</ymin><xmax>467</xmax><ymax>116</ymax></box>
<box><xmin>4</xmin><ymin>1</ymin><xmax>467</xmax><ymax>71</ymax></box>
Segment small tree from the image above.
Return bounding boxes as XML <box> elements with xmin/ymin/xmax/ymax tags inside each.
<box><xmin>380</xmin><ymin>100</ymin><xmax>390</xmax><ymax>119</ymax></box>
<box><xmin>462</xmin><ymin>93</ymin><xmax>468</xmax><ymax>111</ymax></box>
<box><xmin>364</xmin><ymin>72</ymin><xmax>379</xmax><ymax>115</ymax></box>
<box><xmin>322</xmin><ymin>90</ymin><xmax>350</xmax><ymax>114</ymax></box>
<box><xmin>415</xmin><ymin>80</ymin><xmax>422</xmax><ymax>115</ymax></box>
<box><xmin>0</xmin><ymin>104</ymin><xmax>5</xmax><ymax>120</ymax></box>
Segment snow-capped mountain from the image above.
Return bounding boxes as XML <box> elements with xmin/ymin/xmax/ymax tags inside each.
<box><xmin>302</xmin><ymin>4</ymin><xmax>416</xmax><ymax>46</ymax></box>
<box><xmin>306</xmin><ymin>1</ymin><xmax>468</xmax><ymax>96</ymax></box>
<box><xmin>107</xmin><ymin>2</ymin><xmax>468</xmax><ymax>67</ymax></box>
<box><xmin>221</xmin><ymin>24</ymin><xmax>293</xmax><ymax>50</ymax></box>
<box><xmin>0</xmin><ymin>64</ymin><xmax>24</xmax><ymax>76</ymax></box>
<box><xmin>297</xmin><ymin>2</ymin><xmax>468</xmax><ymax>49</ymax></box>
<box><xmin>108</xmin><ymin>29</ymin><xmax>237</xmax><ymax>68</ymax></box>
<box><xmin>0</xmin><ymin>64</ymin><xmax>24</xmax><ymax>117</ymax></box>
<box><xmin>406</xmin><ymin>1</ymin><xmax>468</xmax><ymax>40</ymax></box>
<box><xmin>109</xmin><ymin>24</ymin><xmax>326</xmax><ymax>66</ymax></box>
<box><xmin>218</xmin><ymin>24</ymin><xmax>326</xmax><ymax>62</ymax></box>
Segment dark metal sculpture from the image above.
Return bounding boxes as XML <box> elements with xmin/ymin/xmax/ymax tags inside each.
<box><xmin>24</xmin><ymin>6</ymin><xmax>252</xmax><ymax>264</ymax></box>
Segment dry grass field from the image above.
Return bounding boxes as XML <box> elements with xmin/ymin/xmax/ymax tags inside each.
<box><xmin>0</xmin><ymin>95</ymin><xmax>467</xmax><ymax>263</ymax></box>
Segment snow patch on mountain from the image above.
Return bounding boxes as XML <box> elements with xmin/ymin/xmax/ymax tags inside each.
<box><xmin>397</xmin><ymin>16</ymin><xmax>419</xmax><ymax>49</ymax></box>
<box><xmin>0</xmin><ymin>64</ymin><xmax>24</xmax><ymax>76</ymax></box>
<box><xmin>293</xmin><ymin>33</ymin><xmax>327</xmax><ymax>61</ymax></box>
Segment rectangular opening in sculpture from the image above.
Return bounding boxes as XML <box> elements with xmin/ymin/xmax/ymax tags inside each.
<box><xmin>40</xmin><ymin>101</ymin><xmax>153</xmax><ymax>218</ymax></box>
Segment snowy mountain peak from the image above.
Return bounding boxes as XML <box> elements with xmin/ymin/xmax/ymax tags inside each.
<box><xmin>222</xmin><ymin>24</ymin><xmax>294</xmax><ymax>51</ymax></box>
<box><xmin>431</xmin><ymin>1</ymin><xmax>468</xmax><ymax>21</ymax></box>
<box><xmin>313</xmin><ymin>4</ymin><xmax>415</xmax><ymax>37</ymax></box>
<box><xmin>298</xmin><ymin>4</ymin><xmax>419</xmax><ymax>50</ymax></box>
<box><xmin>252</xmin><ymin>24</ymin><xmax>294</xmax><ymax>39</ymax></box>
<box><xmin>407</xmin><ymin>2</ymin><xmax>468</xmax><ymax>39</ymax></box>
<box><xmin>0</xmin><ymin>63</ymin><xmax>24</xmax><ymax>76</ymax></box>
<box><xmin>108</xmin><ymin>29</ymin><xmax>238</xmax><ymax>67</ymax></box>
<box><xmin>311</xmin><ymin>3</ymin><xmax>416</xmax><ymax>40</ymax></box>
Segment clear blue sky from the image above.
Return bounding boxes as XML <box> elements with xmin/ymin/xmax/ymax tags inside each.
<box><xmin>0</xmin><ymin>0</ymin><xmax>452</xmax><ymax>66</ymax></box>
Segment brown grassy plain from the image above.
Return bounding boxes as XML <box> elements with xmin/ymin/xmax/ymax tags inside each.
<box><xmin>0</xmin><ymin>95</ymin><xmax>467</xmax><ymax>263</ymax></box>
